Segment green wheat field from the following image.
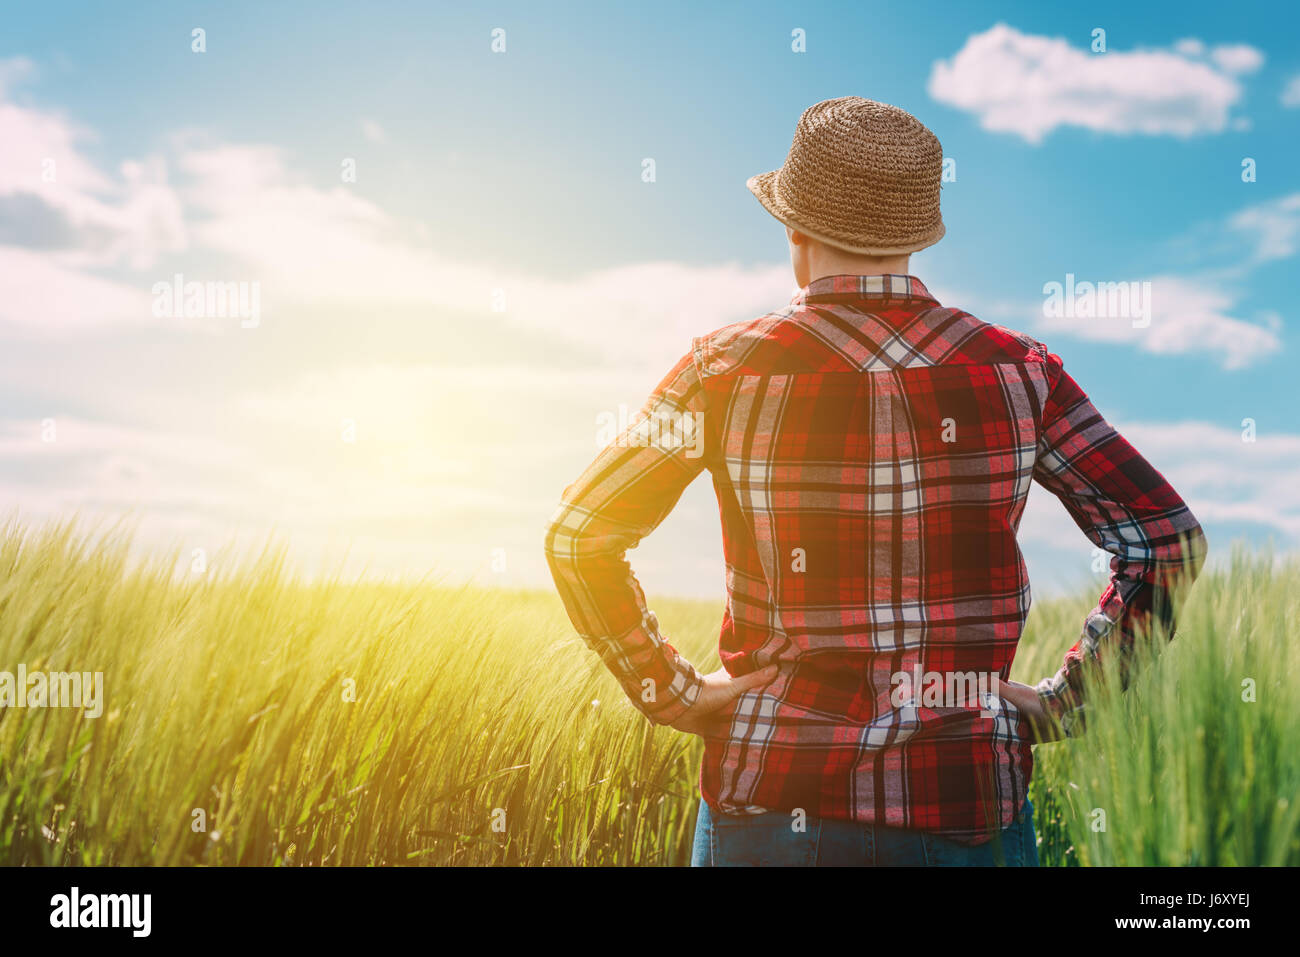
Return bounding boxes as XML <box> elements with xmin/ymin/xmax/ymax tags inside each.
<box><xmin>2</xmin><ymin>519</ymin><xmax>1297</xmax><ymax>866</ymax></box>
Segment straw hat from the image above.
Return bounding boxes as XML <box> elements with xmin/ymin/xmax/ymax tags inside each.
<box><xmin>747</xmin><ymin>96</ymin><xmax>946</xmax><ymax>255</ymax></box>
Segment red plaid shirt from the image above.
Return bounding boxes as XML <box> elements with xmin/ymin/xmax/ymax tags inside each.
<box><xmin>545</xmin><ymin>274</ymin><xmax>1206</xmax><ymax>844</ymax></box>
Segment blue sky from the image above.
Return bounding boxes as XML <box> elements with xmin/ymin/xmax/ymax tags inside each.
<box><xmin>1</xmin><ymin>1</ymin><xmax>1297</xmax><ymax>598</ymax></box>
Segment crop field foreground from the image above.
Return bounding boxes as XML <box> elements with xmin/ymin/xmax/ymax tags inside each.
<box><xmin>1</xmin><ymin>521</ymin><xmax>1297</xmax><ymax>866</ymax></box>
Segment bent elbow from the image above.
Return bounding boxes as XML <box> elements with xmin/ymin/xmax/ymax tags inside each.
<box><xmin>543</xmin><ymin>500</ymin><xmax>576</xmax><ymax>571</ymax></box>
<box><xmin>1174</xmin><ymin>515</ymin><xmax>1209</xmax><ymax>580</ymax></box>
<box><xmin>1188</xmin><ymin>523</ymin><xmax>1208</xmax><ymax>576</ymax></box>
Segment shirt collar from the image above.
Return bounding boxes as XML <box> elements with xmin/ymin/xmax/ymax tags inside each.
<box><xmin>790</xmin><ymin>274</ymin><xmax>937</xmax><ymax>307</ymax></box>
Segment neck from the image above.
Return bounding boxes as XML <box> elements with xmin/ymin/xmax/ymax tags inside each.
<box><xmin>800</xmin><ymin>240</ymin><xmax>915</xmax><ymax>282</ymax></box>
<box><xmin>807</xmin><ymin>251</ymin><xmax>911</xmax><ymax>284</ymax></box>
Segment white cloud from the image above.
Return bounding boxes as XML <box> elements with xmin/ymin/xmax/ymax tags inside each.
<box><xmin>1209</xmin><ymin>44</ymin><xmax>1265</xmax><ymax>75</ymax></box>
<box><xmin>0</xmin><ymin>246</ymin><xmax>151</xmax><ymax>329</ymax></box>
<box><xmin>1032</xmin><ymin>275</ymin><xmax>1281</xmax><ymax>371</ymax></box>
<box><xmin>951</xmin><ymin>190</ymin><xmax>1299</xmax><ymax>371</ymax></box>
<box><xmin>0</xmin><ymin>57</ymin><xmax>185</xmax><ymax>330</ymax></box>
<box><xmin>0</xmin><ymin>68</ymin><xmax>185</xmax><ymax>269</ymax></box>
<box><xmin>0</xmin><ymin>86</ymin><xmax>789</xmax><ymax>363</ymax></box>
<box><xmin>171</xmin><ymin>142</ymin><xmax>792</xmax><ymax>364</ymax></box>
<box><xmin>1283</xmin><ymin>75</ymin><xmax>1300</xmax><ymax>108</ymax></box>
<box><xmin>1229</xmin><ymin>192</ymin><xmax>1300</xmax><ymax>263</ymax></box>
<box><xmin>0</xmin><ymin>56</ymin><xmax>35</xmax><ymax>96</ymax></box>
<box><xmin>0</xmin><ymin>416</ymin><xmax>257</xmax><ymax>521</ymax></box>
<box><xmin>928</xmin><ymin>24</ymin><xmax>1259</xmax><ymax>143</ymax></box>
<box><xmin>1116</xmin><ymin>420</ymin><xmax>1300</xmax><ymax>539</ymax></box>
<box><xmin>360</xmin><ymin>119</ymin><xmax>386</xmax><ymax>143</ymax></box>
<box><xmin>949</xmin><ymin>271</ymin><xmax>1282</xmax><ymax>372</ymax></box>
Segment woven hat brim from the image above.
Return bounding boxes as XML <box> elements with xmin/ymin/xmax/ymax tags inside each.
<box><xmin>746</xmin><ymin>169</ymin><xmax>945</xmax><ymax>256</ymax></box>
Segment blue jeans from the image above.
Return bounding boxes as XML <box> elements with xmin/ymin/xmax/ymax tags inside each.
<box><xmin>690</xmin><ymin>797</ymin><xmax>1039</xmax><ymax>866</ymax></box>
